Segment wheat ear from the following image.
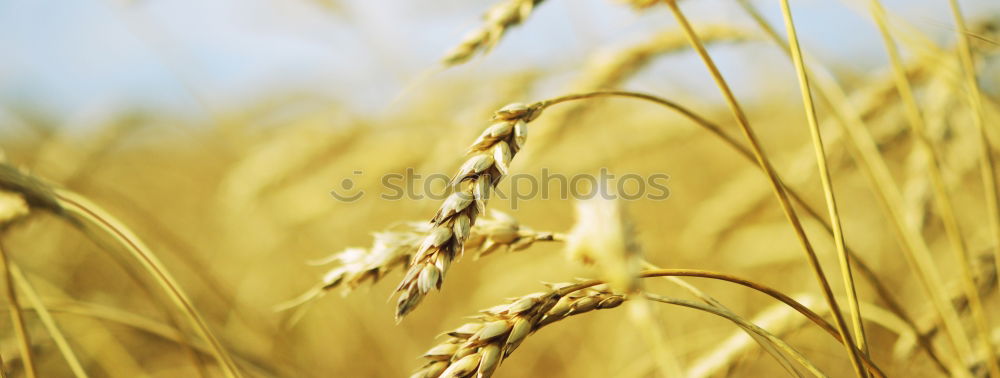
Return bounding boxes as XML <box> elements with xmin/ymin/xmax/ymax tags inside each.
<box><xmin>410</xmin><ymin>283</ymin><xmax>625</xmax><ymax>378</ymax></box>
<box><xmin>442</xmin><ymin>0</ymin><xmax>544</xmax><ymax>66</ymax></box>
<box><xmin>277</xmin><ymin>212</ymin><xmax>558</xmax><ymax>312</ymax></box>
<box><xmin>392</xmin><ymin>91</ymin><xmax>692</xmax><ymax>319</ymax></box>
<box><xmin>393</xmin><ymin>103</ymin><xmax>539</xmax><ymax>319</ymax></box>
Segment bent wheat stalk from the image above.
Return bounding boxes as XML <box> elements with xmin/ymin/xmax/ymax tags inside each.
<box><xmin>54</xmin><ymin>191</ymin><xmax>242</xmax><ymax>378</ymax></box>
<box><xmin>0</xmin><ymin>165</ymin><xmax>241</xmax><ymax>378</ymax></box>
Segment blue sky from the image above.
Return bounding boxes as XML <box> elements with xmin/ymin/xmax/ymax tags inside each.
<box><xmin>1</xmin><ymin>0</ymin><xmax>997</xmax><ymax>127</ymax></box>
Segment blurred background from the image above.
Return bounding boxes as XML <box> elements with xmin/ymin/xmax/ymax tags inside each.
<box><xmin>2</xmin><ymin>0</ymin><xmax>1000</xmax><ymax>376</ymax></box>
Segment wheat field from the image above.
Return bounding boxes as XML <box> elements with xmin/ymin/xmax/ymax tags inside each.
<box><xmin>1</xmin><ymin>0</ymin><xmax>1000</xmax><ymax>377</ymax></box>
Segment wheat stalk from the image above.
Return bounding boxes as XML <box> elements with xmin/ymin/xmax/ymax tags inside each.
<box><xmin>862</xmin><ymin>1</ymin><xmax>995</xmax><ymax>374</ymax></box>
<box><xmin>735</xmin><ymin>2</ymin><xmax>968</xmax><ymax>371</ymax></box>
<box><xmin>662</xmin><ymin>2</ymin><xmax>868</xmax><ymax>375</ymax></box>
<box><xmin>778</xmin><ymin>0</ymin><xmax>869</xmax><ymax>356</ymax></box>
<box><xmin>0</xmin><ymin>239</ymin><xmax>36</xmax><ymax>378</ymax></box>
<box><xmin>945</xmin><ymin>4</ymin><xmax>1000</xmax><ymax>357</ymax></box>
<box><xmin>0</xmin><ymin>190</ymin><xmax>33</xmax><ymax>377</ymax></box>
<box><xmin>8</xmin><ymin>265</ymin><xmax>88</xmax><ymax>378</ymax></box>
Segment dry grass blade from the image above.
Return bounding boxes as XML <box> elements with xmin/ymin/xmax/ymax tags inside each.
<box><xmin>661</xmin><ymin>2</ymin><xmax>868</xmax><ymax>375</ymax></box>
<box><xmin>686</xmin><ymin>296</ymin><xmax>818</xmax><ymax>378</ymax></box>
<box><xmin>442</xmin><ymin>0</ymin><xmax>544</xmax><ymax>66</ymax></box>
<box><xmin>687</xmin><ymin>293</ymin><xmax>924</xmax><ymax>378</ymax></box>
<box><xmin>0</xmin><ymin>240</ymin><xmax>37</xmax><ymax>378</ymax></box>
<box><xmin>777</xmin><ymin>0</ymin><xmax>869</xmax><ymax>357</ymax></box>
<box><xmin>648</xmin><ymin>265</ymin><xmax>802</xmax><ymax>377</ymax></box>
<box><xmin>16</xmin><ymin>298</ymin><xmax>280</xmax><ymax>377</ymax></box>
<box><xmin>636</xmin><ymin>269</ymin><xmax>884</xmax><ymax>377</ymax></box>
<box><xmin>643</xmin><ymin>293</ymin><xmax>825</xmax><ymax>378</ymax></box>
<box><xmin>8</xmin><ymin>265</ymin><xmax>88</xmax><ymax>378</ymax></box>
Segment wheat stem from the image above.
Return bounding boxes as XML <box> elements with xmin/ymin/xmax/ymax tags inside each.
<box><xmin>945</xmin><ymin>3</ymin><xmax>1000</xmax><ymax>375</ymax></box>
<box><xmin>8</xmin><ymin>265</ymin><xmax>89</xmax><ymax>378</ymax></box>
<box><xmin>777</xmin><ymin>0</ymin><xmax>869</xmax><ymax>357</ymax></box>
<box><xmin>661</xmin><ymin>1</ymin><xmax>867</xmax><ymax>375</ymax></box>
<box><xmin>864</xmin><ymin>0</ymin><xmax>987</xmax><ymax>371</ymax></box>
<box><xmin>735</xmin><ymin>0</ymin><xmax>956</xmax><ymax>371</ymax></box>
